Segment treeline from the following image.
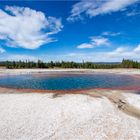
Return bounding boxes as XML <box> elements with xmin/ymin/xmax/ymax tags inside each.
<box><xmin>0</xmin><ymin>59</ymin><xmax>140</xmax><ymax>69</ymax></box>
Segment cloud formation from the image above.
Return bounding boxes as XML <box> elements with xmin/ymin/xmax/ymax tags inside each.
<box><xmin>0</xmin><ymin>47</ymin><xmax>5</xmax><ymax>53</ymax></box>
<box><xmin>1</xmin><ymin>44</ymin><xmax>140</xmax><ymax>62</ymax></box>
<box><xmin>67</xmin><ymin>44</ymin><xmax>140</xmax><ymax>62</ymax></box>
<box><xmin>133</xmin><ymin>44</ymin><xmax>140</xmax><ymax>53</ymax></box>
<box><xmin>106</xmin><ymin>45</ymin><xmax>140</xmax><ymax>60</ymax></box>
<box><xmin>67</xmin><ymin>0</ymin><xmax>138</xmax><ymax>22</ymax></box>
<box><xmin>101</xmin><ymin>31</ymin><xmax>121</xmax><ymax>36</ymax></box>
<box><xmin>0</xmin><ymin>6</ymin><xmax>63</xmax><ymax>49</ymax></box>
<box><xmin>77</xmin><ymin>36</ymin><xmax>109</xmax><ymax>49</ymax></box>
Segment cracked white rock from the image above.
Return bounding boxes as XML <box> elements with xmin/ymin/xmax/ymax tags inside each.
<box><xmin>0</xmin><ymin>93</ymin><xmax>140</xmax><ymax>140</ymax></box>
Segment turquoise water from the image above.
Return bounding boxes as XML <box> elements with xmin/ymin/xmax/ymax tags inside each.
<box><xmin>0</xmin><ymin>73</ymin><xmax>140</xmax><ymax>90</ymax></box>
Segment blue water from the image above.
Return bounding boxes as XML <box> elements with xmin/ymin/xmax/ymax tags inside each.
<box><xmin>0</xmin><ymin>73</ymin><xmax>140</xmax><ymax>90</ymax></box>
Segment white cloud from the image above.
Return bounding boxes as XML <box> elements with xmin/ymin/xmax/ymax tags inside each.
<box><xmin>126</xmin><ymin>11</ymin><xmax>140</xmax><ymax>16</ymax></box>
<box><xmin>67</xmin><ymin>0</ymin><xmax>138</xmax><ymax>21</ymax></box>
<box><xmin>64</xmin><ymin>44</ymin><xmax>140</xmax><ymax>62</ymax></box>
<box><xmin>126</xmin><ymin>6</ymin><xmax>140</xmax><ymax>16</ymax></box>
<box><xmin>0</xmin><ymin>47</ymin><xmax>6</xmax><ymax>53</ymax></box>
<box><xmin>91</xmin><ymin>36</ymin><xmax>109</xmax><ymax>46</ymax></box>
<box><xmin>0</xmin><ymin>6</ymin><xmax>63</xmax><ymax>49</ymax></box>
<box><xmin>4</xmin><ymin>45</ymin><xmax>139</xmax><ymax>62</ymax></box>
<box><xmin>77</xmin><ymin>36</ymin><xmax>109</xmax><ymax>49</ymax></box>
<box><xmin>133</xmin><ymin>44</ymin><xmax>140</xmax><ymax>52</ymax></box>
<box><xmin>107</xmin><ymin>47</ymin><xmax>129</xmax><ymax>57</ymax></box>
<box><xmin>77</xmin><ymin>43</ymin><xmax>93</xmax><ymax>49</ymax></box>
<box><xmin>106</xmin><ymin>45</ymin><xmax>140</xmax><ymax>61</ymax></box>
<box><xmin>67</xmin><ymin>53</ymin><xmax>80</xmax><ymax>56</ymax></box>
<box><xmin>102</xmin><ymin>31</ymin><xmax>121</xmax><ymax>36</ymax></box>
<box><xmin>114</xmin><ymin>47</ymin><xmax>127</xmax><ymax>53</ymax></box>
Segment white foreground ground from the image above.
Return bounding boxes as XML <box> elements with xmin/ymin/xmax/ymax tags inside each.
<box><xmin>0</xmin><ymin>69</ymin><xmax>140</xmax><ymax>140</ymax></box>
<box><xmin>0</xmin><ymin>93</ymin><xmax>140</xmax><ymax>140</ymax></box>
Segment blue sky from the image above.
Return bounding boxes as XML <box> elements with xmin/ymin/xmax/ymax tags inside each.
<box><xmin>0</xmin><ymin>0</ymin><xmax>140</xmax><ymax>62</ymax></box>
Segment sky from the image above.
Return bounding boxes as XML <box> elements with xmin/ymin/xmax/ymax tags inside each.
<box><xmin>0</xmin><ymin>0</ymin><xmax>140</xmax><ymax>62</ymax></box>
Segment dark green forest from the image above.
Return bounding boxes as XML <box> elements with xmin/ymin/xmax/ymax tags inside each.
<box><xmin>0</xmin><ymin>59</ymin><xmax>140</xmax><ymax>69</ymax></box>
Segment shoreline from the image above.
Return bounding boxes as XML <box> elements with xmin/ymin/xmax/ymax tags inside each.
<box><xmin>0</xmin><ymin>86</ymin><xmax>140</xmax><ymax>94</ymax></box>
<box><xmin>0</xmin><ymin>86</ymin><xmax>140</xmax><ymax>120</ymax></box>
<box><xmin>0</xmin><ymin>82</ymin><xmax>140</xmax><ymax>121</ymax></box>
<box><xmin>0</xmin><ymin>68</ymin><xmax>140</xmax><ymax>75</ymax></box>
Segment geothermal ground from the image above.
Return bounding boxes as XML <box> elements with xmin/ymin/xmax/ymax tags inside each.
<box><xmin>0</xmin><ymin>69</ymin><xmax>140</xmax><ymax>140</ymax></box>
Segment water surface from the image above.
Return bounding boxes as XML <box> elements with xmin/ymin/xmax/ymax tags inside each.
<box><xmin>0</xmin><ymin>73</ymin><xmax>140</xmax><ymax>90</ymax></box>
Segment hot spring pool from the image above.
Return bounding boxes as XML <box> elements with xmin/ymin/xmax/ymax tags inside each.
<box><xmin>0</xmin><ymin>73</ymin><xmax>140</xmax><ymax>91</ymax></box>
